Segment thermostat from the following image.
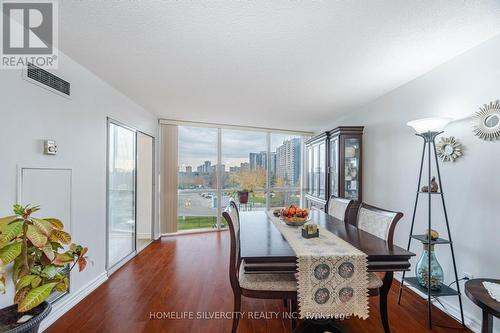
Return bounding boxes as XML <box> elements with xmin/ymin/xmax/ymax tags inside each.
<box><xmin>44</xmin><ymin>140</ymin><xmax>57</xmax><ymax>155</ymax></box>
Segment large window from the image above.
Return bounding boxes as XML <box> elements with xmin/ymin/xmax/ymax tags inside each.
<box><xmin>177</xmin><ymin>125</ymin><xmax>306</xmax><ymax>231</ymax></box>
<box><xmin>177</xmin><ymin>126</ymin><xmax>218</xmax><ymax>230</ymax></box>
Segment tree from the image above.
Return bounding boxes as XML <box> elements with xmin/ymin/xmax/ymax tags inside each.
<box><xmin>231</xmin><ymin>167</ymin><xmax>266</xmax><ymax>191</ymax></box>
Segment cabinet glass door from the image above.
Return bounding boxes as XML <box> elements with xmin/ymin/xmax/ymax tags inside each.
<box><xmin>344</xmin><ymin>138</ymin><xmax>360</xmax><ymax>200</ymax></box>
<box><xmin>307</xmin><ymin>147</ymin><xmax>313</xmax><ymax>194</ymax></box>
<box><xmin>330</xmin><ymin>138</ymin><xmax>339</xmax><ymax>197</ymax></box>
<box><xmin>313</xmin><ymin>144</ymin><xmax>320</xmax><ymax>197</ymax></box>
<box><xmin>318</xmin><ymin>142</ymin><xmax>326</xmax><ymax>198</ymax></box>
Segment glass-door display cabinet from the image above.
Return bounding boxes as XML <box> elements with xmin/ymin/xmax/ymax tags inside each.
<box><xmin>304</xmin><ymin>127</ymin><xmax>363</xmax><ymax>223</ymax></box>
<box><xmin>328</xmin><ymin>126</ymin><xmax>363</xmax><ymax>224</ymax></box>
<box><xmin>305</xmin><ymin>133</ymin><xmax>329</xmax><ymax>211</ymax></box>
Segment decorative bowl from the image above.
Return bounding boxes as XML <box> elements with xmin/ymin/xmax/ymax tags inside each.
<box><xmin>280</xmin><ymin>216</ymin><xmax>311</xmax><ymax>226</ymax></box>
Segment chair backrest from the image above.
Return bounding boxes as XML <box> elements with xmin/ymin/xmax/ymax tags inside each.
<box><xmin>356</xmin><ymin>202</ymin><xmax>403</xmax><ymax>247</ymax></box>
<box><xmin>327</xmin><ymin>196</ymin><xmax>354</xmax><ymax>223</ymax></box>
<box><xmin>222</xmin><ymin>200</ymin><xmax>241</xmax><ymax>292</ymax></box>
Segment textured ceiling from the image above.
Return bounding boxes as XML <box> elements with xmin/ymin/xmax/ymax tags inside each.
<box><xmin>59</xmin><ymin>0</ymin><xmax>500</xmax><ymax>132</ymax></box>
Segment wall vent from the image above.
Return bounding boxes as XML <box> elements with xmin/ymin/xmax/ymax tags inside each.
<box><xmin>24</xmin><ymin>63</ymin><xmax>71</xmax><ymax>98</ymax></box>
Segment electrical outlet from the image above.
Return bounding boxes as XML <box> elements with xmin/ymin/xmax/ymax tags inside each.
<box><xmin>463</xmin><ymin>272</ymin><xmax>474</xmax><ymax>280</ymax></box>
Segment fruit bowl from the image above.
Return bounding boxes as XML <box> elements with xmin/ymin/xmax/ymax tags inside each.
<box><xmin>280</xmin><ymin>215</ymin><xmax>311</xmax><ymax>226</ymax></box>
<box><xmin>278</xmin><ymin>205</ymin><xmax>310</xmax><ymax>226</ymax></box>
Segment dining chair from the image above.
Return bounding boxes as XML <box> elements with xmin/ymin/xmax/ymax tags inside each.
<box><xmin>356</xmin><ymin>203</ymin><xmax>404</xmax><ymax>333</ymax></box>
<box><xmin>222</xmin><ymin>201</ymin><xmax>298</xmax><ymax>333</ymax></box>
<box><xmin>327</xmin><ymin>196</ymin><xmax>354</xmax><ymax>222</ymax></box>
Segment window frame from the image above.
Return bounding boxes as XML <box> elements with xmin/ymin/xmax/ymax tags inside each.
<box><xmin>173</xmin><ymin>120</ymin><xmax>312</xmax><ymax>231</ymax></box>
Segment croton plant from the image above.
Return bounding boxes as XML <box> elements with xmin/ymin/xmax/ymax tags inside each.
<box><xmin>0</xmin><ymin>204</ymin><xmax>88</xmax><ymax>312</ymax></box>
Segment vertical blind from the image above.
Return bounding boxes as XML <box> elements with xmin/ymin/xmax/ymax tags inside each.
<box><xmin>160</xmin><ymin>124</ymin><xmax>179</xmax><ymax>233</ymax></box>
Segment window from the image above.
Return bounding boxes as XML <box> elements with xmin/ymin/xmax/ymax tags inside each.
<box><xmin>176</xmin><ymin>125</ymin><xmax>307</xmax><ymax>231</ymax></box>
<box><xmin>177</xmin><ymin>126</ymin><xmax>218</xmax><ymax>230</ymax></box>
<box><xmin>222</xmin><ymin>129</ymin><xmax>267</xmax><ymax>215</ymax></box>
<box><xmin>269</xmin><ymin>134</ymin><xmax>302</xmax><ymax>208</ymax></box>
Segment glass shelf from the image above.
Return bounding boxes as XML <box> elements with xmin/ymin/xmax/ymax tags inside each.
<box><xmin>410</xmin><ymin>234</ymin><xmax>450</xmax><ymax>245</ymax></box>
<box><xmin>403</xmin><ymin>277</ymin><xmax>459</xmax><ymax>297</ymax></box>
<box><xmin>417</xmin><ymin>191</ymin><xmax>442</xmax><ymax>194</ymax></box>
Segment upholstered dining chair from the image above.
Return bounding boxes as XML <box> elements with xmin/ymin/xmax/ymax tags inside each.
<box><xmin>222</xmin><ymin>201</ymin><xmax>298</xmax><ymax>333</ymax></box>
<box><xmin>356</xmin><ymin>203</ymin><xmax>404</xmax><ymax>333</ymax></box>
<box><xmin>327</xmin><ymin>196</ymin><xmax>354</xmax><ymax>222</ymax></box>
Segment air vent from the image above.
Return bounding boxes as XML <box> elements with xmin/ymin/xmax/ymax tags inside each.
<box><xmin>25</xmin><ymin>63</ymin><xmax>71</xmax><ymax>97</ymax></box>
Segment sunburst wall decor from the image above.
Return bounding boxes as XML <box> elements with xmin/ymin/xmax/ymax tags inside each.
<box><xmin>436</xmin><ymin>136</ymin><xmax>463</xmax><ymax>162</ymax></box>
<box><xmin>472</xmin><ymin>100</ymin><xmax>500</xmax><ymax>140</ymax></box>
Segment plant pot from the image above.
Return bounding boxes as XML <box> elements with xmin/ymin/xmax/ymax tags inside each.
<box><xmin>237</xmin><ymin>191</ymin><xmax>249</xmax><ymax>204</ymax></box>
<box><xmin>0</xmin><ymin>301</ymin><xmax>51</xmax><ymax>333</ymax></box>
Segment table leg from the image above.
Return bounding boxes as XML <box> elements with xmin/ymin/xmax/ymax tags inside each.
<box><xmin>380</xmin><ymin>271</ymin><xmax>394</xmax><ymax>333</ymax></box>
<box><xmin>481</xmin><ymin>310</ymin><xmax>492</xmax><ymax>333</ymax></box>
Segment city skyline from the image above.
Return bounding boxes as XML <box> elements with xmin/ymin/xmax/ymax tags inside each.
<box><xmin>178</xmin><ymin>126</ymin><xmax>303</xmax><ymax>171</ymax></box>
<box><xmin>179</xmin><ymin>137</ymin><xmax>301</xmax><ymax>189</ymax></box>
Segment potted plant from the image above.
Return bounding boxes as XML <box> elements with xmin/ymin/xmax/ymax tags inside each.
<box><xmin>0</xmin><ymin>204</ymin><xmax>88</xmax><ymax>333</ymax></box>
<box><xmin>230</xmin><ymin>168</ymin><xmax>266</xmax><ymax>205</ymax></box>
<box><xmin>237</xmin><ymin>189</ymin><xmax>250</xmax><ymax>204</ymax></box>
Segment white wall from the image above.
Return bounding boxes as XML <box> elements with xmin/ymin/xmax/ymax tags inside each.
<box><xmin>321</xmin><ymin>35</ymin><xmax>500</xmax><ymax>332</ymax></box>
<box><xmin>0</xmin><ymin>52</ymin><xmax>158</xmax><ymax>325</ymax></box>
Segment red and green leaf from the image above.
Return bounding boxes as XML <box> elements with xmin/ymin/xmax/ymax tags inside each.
<box><xmin>44</xmin><ymin>218</ymin><xmax>64</xmax><ymax>230</ymax></box>
<box><xmin>32</xmin><ymin>218</ymin><xmax>54</xmax><ymax>237</ymax></box>
<box><xmin>18</xmin><ymin>282</ymin><xmax>57</xmax><ymax>312</ymax></box>
<box><xmin>16</xmin><ymin>274</ymin><xmax>37</xmax><ymax>290</ymax></box>
<box><xmin>53</xmin><ymin>252</ymin><xmax>74</xmax><ymax>266</ymax></box>
<box><xmin>0</xmin><ymin>221</ymin><xmax>23</xmax><ymax>244</ymax></box>
<box><xmin>49</xmin><ymin>230</ymin><xmax>71</xmax><ymax>245</ymax></box>
<box><xmin>26</xmin><ymin>225</ymin><xmax>47</xmax><ymax>248</ymax></box>
<box><xmin>0</xmin><ymin>242</ymin><xmax>22</xmax><ymax>264</ymax></box>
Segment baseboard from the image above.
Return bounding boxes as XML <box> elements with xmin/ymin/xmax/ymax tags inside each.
<box><xmin>161</xmin><ymin>228</ymin><xmax>226</xmax><ymax>237</ymax></box>
<box><xmin>40</xmin><ymin>272</ymin><xmax>108</xmax><ymax>332</ymax></box>
<box><xmin>393</xmin><ymin>272</ymin><xmax>491</xmax><ymax>333</ymax></box>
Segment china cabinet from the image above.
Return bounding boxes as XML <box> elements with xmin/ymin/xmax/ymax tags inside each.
<box><xmin>305</xmin><ymin>127</ymin><xmax>363</xmax><ymax>224</ymax></box>
<box><xmin>304</xmin><ymin>132</ymin><xmax>329</xmax><ymax>211</ymax></box>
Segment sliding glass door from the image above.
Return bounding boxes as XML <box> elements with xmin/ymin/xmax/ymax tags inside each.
<box><xmin>136</xmin><ymin>132</ymin><xmax>154</xmax><ymax>250</ymax></box>
<box><xmin>107</xmin><ymin>121</ymin><xmax>136</xmax><ymax>269</ymax></box>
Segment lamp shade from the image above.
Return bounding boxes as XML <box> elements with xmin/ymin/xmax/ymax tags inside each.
<box><xmin>407</xmin><ymin>117</ymin><xmax>452</xmax><ymax>134</ymax></box>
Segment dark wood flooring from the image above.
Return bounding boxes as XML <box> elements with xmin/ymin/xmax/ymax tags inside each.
<box><xmin>47</xmin><ymin>232</ymin><xmax>472</xmax><ymax>333</ymax></box>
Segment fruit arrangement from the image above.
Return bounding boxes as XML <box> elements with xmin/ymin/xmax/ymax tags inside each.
<box><xmin>280</xmin><ymin>204</ymin><xmax>310</xmax><ymax>223</ymax></box>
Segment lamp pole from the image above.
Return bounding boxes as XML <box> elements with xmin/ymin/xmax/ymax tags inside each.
<box><xmin>397</xmin><ymin>128</ymin><xmax>465</xmax><ymax>328</ymax></box>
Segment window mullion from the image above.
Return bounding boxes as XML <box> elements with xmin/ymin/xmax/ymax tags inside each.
<box><xmin>266</xmin><ymin>132</ymin><xmax>271</xmax><ymax>210</ymax></box>
<box><xmin>217</xmin><ymin>128</ymin><xmax>222</xmax><ymax>229</ymax></box>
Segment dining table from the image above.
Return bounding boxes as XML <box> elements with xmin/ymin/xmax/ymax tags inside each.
<box><xmin>239</xmin><ymin>209</ymin><xmax>416</xmax><ymax>332</ymax></box>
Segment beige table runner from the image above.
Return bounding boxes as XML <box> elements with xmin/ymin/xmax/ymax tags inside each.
<box><xmin>266</xmin><ymin>211</ymin><xmax>369</xmax><ymax>319</ymax></box>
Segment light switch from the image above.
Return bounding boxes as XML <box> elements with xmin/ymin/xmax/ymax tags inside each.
<box><xmin>44</xmin><ymin>140</ymin><xmax>57</xmax><ymax>155</ymax></box>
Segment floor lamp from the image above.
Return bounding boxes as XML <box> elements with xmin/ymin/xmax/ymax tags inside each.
<box><xmin>397</xmin><ymin>117</ymin><xmax>465</xmax><ymax>329</ymax></box>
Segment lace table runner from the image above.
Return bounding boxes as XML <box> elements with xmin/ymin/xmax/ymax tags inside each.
<box><xmin>266</xmin><ymin>211</ymin><xmax>369</xmax><ymax>319</ymax></box>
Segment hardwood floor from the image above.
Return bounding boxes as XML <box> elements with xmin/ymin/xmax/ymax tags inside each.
<box><xmin>47</xmin><ymin>232</ymin><xmax>471</xmax><ymax>333</ymax></box>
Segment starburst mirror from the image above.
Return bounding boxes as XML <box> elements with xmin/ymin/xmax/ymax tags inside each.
<box><xmin>436</xmin><ymin>136</ymin><xmax>463</xmax><ymax>162</ymax></box>
<box><xmin>472</xmin><ymin>100</ymin><xmax>500</xmax><ymax>140</ymax></box>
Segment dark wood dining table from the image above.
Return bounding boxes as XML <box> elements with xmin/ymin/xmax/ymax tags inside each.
<box><xmin>239</xmin><ymin>209</ymin><xmax>415</xmax><ymax>331</ymax></box>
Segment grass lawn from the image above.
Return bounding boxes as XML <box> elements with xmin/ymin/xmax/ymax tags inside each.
<box><xmin>177</xmin><ymin>216</ymin><xmax>218</xmax><ymax>230</ymax></box>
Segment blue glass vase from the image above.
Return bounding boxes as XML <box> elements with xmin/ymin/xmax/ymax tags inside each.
<box><xmin>415</xmin><ymin>244</ymin><xmax>444</xmax><ymax>290</ymax></box>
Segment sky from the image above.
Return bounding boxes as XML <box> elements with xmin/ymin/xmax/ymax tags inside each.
<box><xmin>178</xmin><ymin>126</ymin><xmax>302</xmax><ymax>171</ymax></box>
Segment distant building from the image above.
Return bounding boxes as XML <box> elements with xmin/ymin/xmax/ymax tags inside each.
<box><xmin>229</xmin><ymin>166</ymin><xmax>240</xmax><ymax>173</ymax></box>
<box><xmin>249</xmin><ymin>151</ymin><xmax>267</xmax><ymax>170</ymax></box>
<box><xmin>276</xmin><ymin>138</ymin><xmax>301</xmax><ymax>185</ymax></box>
<box><xmin>197</xmin><ymin>160</ymin><xmax>212</xmax><ymax>173</ymax></box>
<box><xmin>240</xmin><ymin>162</ymin><xmax>250</xmax><ymax>171</ymax></box>
<box><xmin>185</xmin><ymin>166</ymin><xmax>192</xmax><ymax>173</ymax></box>
<box><xmin>269</xmin><ymin>152</ymin><xmax>276</xmax><ymax>177</ymax></box>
